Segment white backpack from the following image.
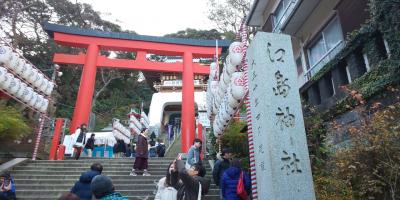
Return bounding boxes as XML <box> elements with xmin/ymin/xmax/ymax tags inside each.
<box><xmin>160</xmin><ymin>187</ymin><xmax>178</xmax><ymax>200</ymax></box>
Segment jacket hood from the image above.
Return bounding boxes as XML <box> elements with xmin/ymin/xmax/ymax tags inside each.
<box><xmin>79</xmin><ymin>170</ymin><xmax>100</xmax><ymax>183</ymax></box>
<box><xmin>225</xmin><ymin>167</ymin><xmax>241</xmax><ymax>179</ymax></box>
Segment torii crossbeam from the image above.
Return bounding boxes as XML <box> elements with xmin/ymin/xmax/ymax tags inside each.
<box><xmin>43</xmin><ymin>23</ymin><xmax>230</xmax><ymax>152</ymax></box>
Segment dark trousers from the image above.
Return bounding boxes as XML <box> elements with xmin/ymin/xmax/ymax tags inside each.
<box><xmin>74</xmin><ymin>147</ymin><xmax>82</xmax><ymax>160</ymax></box>
<box><xmin>133</xmin><ymin>157</ymin><xmax>148</xmax><ymax>170</ymax></box>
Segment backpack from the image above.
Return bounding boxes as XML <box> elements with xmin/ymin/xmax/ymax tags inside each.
<box><xmin>237</xmin><ymin>171</ymin><xmax>248</xmax><ymax>200</ymax></box>
<box><xmin>160</xmin><ymin>187</ymin><xmax>178</xmax><ymax>200</ymax></box>
<box><xmin>157</xmin><ymin>144</ymin><xmax>166</xmax><ymax>157</ymax></box>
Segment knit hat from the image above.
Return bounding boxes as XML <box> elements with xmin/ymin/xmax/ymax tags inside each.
<box><xmin>91</xmin><ymin>175</ymin><xmax>114</xmax><ymax>198</ymax></box>
<box><xmin>221</xmin><ymin>148</ymin><xmax>232</xmax><ymax>156</ymax></box>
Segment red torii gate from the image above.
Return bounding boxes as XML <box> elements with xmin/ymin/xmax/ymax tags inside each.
<box><xmin>44</xmin><ymin>23</ymin><xmax>229</xmax><ymax>152</ymax></box>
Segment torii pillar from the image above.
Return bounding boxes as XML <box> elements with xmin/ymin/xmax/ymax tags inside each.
<box><xmin>70</xmin><ymin>44</ymin><xmax>99</xmax><ymax>131</ymax></box>
<box><xmin>181</xmin><ymin>51</ymin><xmax>195</xmax><ymax>152</ymax></box>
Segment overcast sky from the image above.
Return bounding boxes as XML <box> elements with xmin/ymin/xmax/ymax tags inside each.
<box><xmin>76</xmin><ymin>0</ymin><xmax>217</xmax><ymax>36</ymax></box>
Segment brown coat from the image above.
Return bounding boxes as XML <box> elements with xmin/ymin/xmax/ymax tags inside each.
<box><xmin>136</xmin><ymin>134</ymin><xmax>148</xmax><ymax>158</ymax></box>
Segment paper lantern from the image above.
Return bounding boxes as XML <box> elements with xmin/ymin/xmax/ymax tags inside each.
<box><xmin>130</xmin><ymin>115</ymin><xmax>142</xmax><ymax>130</ymax></box>
<box><xmin>32</xmin><ymin>70</ymin><xmax>41</xmax><ymax>85</ymax></box>
<box><xmin>231</xmin><ymin>72</ymin><xmax>246</xmax><ymax>100</ymax></box>
<box><xmin>21</xmin><ymin>63</ymin><xmax>31</xmax><ymax>79</ymax></box>
<box><xmin>22</xmin><ymin>86</ymin><xmax>33</xmax><ymax>102</ymax></box>
<box><xmin>210</xmin><ymin>81</ymin><xmax>219</xmax><ymax>95</ymax></box>
<box><xmin>34</xmin><ymin>73</ymin><xmax>44</xmax><ymax>88</ymax></box>
<box><xmin>40</xmin><ymin>80</ymin><xmax>48</xmax><ymax>93</ymax></box>
<box><xmin>0</xmin><ymin>46</ymin><xmax>12</xmax><ymax>66</ymax></box>
<box><xmin>7</xmin><ymin>77</ymin><xmax>21</xmax><ymax>94</ymax></box>
<box><xmin>45</xmin><ymin>82</ymin><xmax>54</xmax><ymax>96</ymax></box>
<box><xmin>0</xmin><ymin>67</ymin><xmax>7</xmax><ymax>83</ymax></box>
<box><xmin>225</xmin><ymin>55</ymin><xmax>237</xmax><ymax>74</ymax></box>
<box><xmin>7</xmin><ymin>53</ymin><xmax>19</xmax><ymax>71</ymax></box>
<box><xmin>15</xmin><ymin>60</ymin><xmax>26</xmax><ymax>75</ymax></box>
<box><xmin>209</xmin><ymin>62</ymin><xmax>218</xmax><ymax>81</ymax></box>
<box><xmin>28</xmin><ymin>92</ymin><xmax>38</xmax><ymax>107</ymax></box>
<box><xmin>40</xmin><ymin>98</ymin><xmax>49</xmax><ymax>113</ymax></box>
<box><xmin>23</xmin><ymin>65</ymin><xmax>37</xmax><ymax>84</ymax></box>
<box><xmin>222</xmin><ymin>68</ymin><xmax>231</xmax><ymax>85</ymax></box>
<box><xmin>1</xmin><ymin>73</ymin><xmax>13</xmax><ymax>90</ymax></box>
<box><xmin>229</xmin><ymin>42</ymin><xmax>243</xmax><ymax>66</ymax></box>
<box><xmin>226</xmin><ymin>86</ymin><xmax>240</xmax><ymax>108</ymax></box>
<box><xmin>35</xmin><ymin>95</ymin><xmax>44</xmax><ymax>110</ymax></box>
<box><xmin>16</xmin><ymin>82</ymin><xmax>27</xmax><ymax>98</ymax></box>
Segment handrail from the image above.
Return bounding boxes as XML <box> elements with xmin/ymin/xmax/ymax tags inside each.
<box><xmin>304</xmin><ymin>40</ymin><xmax>344</xmax><ymax>80</ymax></box>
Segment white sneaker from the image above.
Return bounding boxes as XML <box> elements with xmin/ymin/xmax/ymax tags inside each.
<box><xmin>129</xmin><ymin>171</ymin><xmax>138</xmax><ymax>176</ymax></box>
<box><xmin>143</xmin><ymin>171</ymin><xmax>151</xmax><ymax>176</ymax></box>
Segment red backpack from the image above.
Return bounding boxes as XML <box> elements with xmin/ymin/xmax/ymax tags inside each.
<box><xmin>236</xmin><ymin>171</ymin><xmax>248</xmax><ymax>200</ymax></box>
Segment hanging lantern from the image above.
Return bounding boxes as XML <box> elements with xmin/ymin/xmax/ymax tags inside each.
<box><xmin>0</xmin><ymin>46</ymin><xmax>13</xmax><ymax>66</ymax></box>
<box><xmin>15</xmin><ymin>59</ymin><xmax>26</xmax><ymax>74</ymax></box>
<box><xmin>231</xmin><ymin>72</ymin><xmax>246</xmax><ymax>100</ymax></box>
<box><xmin>22</xmin><ymin>86</ymin><xmax>34</xmax><ymax>102</ymax></box>
<box><xmin>45</xmin><ymin>82</ymin><xmax>54</xmax><ymax>96</ymax></box>
<box><xmin>16</xmin><ymin>82</ymin><xmax>27</xmax><ymax>99</ymax></box>
<box><xmin>40</xmin><ymin>98</ymin><xmax>49</xmax><ymax>113</ymax></box>
<box><xmin>0</xmin><ymin>67</ymin><xmax>7</xmax><ymax>84</ymax></box>
<box><xmin>21</xmin><ymin>63</ymin><xmax>32</xmax><ymax>79</ymax></box>
<box><xmin>34</xmin><ymin>73</ymin><xmax>44</xmax><ymax>88</ymax></box>
<box><xmin>229</xmin><ymin>42</ymin><xmax>244</xmax><ymax>66</ymax></box>
<box><xmin>7</xmin><ymin>77</ymin><xmax>21</xmax><ymax>95</ymax></box>
<box><xmin>28</xmin><ymin>92</ymin><xmax>38</xmax><ymax>107</ymax></box>
<box><xmin>1</xmin><ymin>73</ymin><xmax>13</xmax><ymax>90</ymax></box>
<box><xmin>35</xmin><ymin>95</ymin><xmax>44</xmax><ymax>110</ymax></box>
<box><xmin>7</xmin><ymin>54</ymin><xmax>21</xmax><ymax>72</ymax></box>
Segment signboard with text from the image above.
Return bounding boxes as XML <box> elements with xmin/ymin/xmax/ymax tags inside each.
<box><xmin>246</xmin><ymin>32</ymin><xmax>315</xmax><ymax>200</ymax></box>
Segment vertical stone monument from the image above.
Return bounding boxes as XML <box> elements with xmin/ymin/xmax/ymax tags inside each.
<box><xmin>246</xmin><ymin>32</ymin><xmax>315</xmax><ymax>200</ymax></box>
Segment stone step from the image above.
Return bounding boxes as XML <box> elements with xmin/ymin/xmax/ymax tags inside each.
<box><xmin>12</xmin><ymin>170</ymin><xmax>205</xmax><ymax>176</ymax></box>
<box><xmin>16</xmin><ymin>189</ymin><xmax>220</xmax><ymax>196</ymax></box>
<box><xmin>32</xmin><ymin>159</ymin><xmax>176</xmax><ymax>163</ymax></box>
<box><xmin>11</xmin><ymin>158</ymin><xmax>219</xmax><ymax>200</ymax></box>
<box><xmin>12</xmin><ymin>174</ymin><xmax>213</xmax><ymax>180</ymax></box>
<box><xmin>14</xmin><ymin>166</ymin><xmax>211</xmax><ymax>171</ymax></box>
<box><xmin>16</xmin><ymin>183</ymin><xmax>218</xmax><ymax>190</ymax></box>
<box><xmin>14</xmin><ymin>178</ymin><xmax>218</xmax><ymax>186</ymax></box>
<box><xmin>16</xmin><ymin>195</ymin><xmax>220</xmax><ymax>200</ymax></box>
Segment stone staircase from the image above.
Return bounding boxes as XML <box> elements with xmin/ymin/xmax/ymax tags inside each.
<box><xmin>10</xmin><ymin>158</ymin><xmax>219</xmax><ymax>199</ymax></box>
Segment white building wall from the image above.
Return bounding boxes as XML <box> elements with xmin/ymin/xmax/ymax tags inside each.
<box><xmin>148</xmin><ymin>91</ymin><xmax>206</xmax><ymax>134</ymax></box>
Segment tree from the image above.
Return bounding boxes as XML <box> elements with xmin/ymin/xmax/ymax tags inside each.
<box><xmin>164</xmin><ymin>28</ymin><xmax>223</xmax><ymax>40</ymax></box>
<box><xmin>0</xmin><ymin>105</ymin><xmax>31</xmax><ymax>140</ymax></box>
<box><xmin>207</xmin><ymin>0</ymin><xmax>251</xmax><ymax>34</ymax></box>
<box><xmin>0</xmin><ymin>0</ymin><xmax>154</xmax><ymax>131</ymax></box>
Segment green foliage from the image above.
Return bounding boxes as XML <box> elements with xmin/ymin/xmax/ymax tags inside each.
<box><xmin>313</xmin><ymin>172</ymin><xmax>354</xmax><ymax>200</ymax></box>
<box><xmin>0</xmin><ymin>105</ymin><xmax>31</xmax><ymax>139</ymax></box>
<box><xmin>304</xmin><ymin>108</ymin><xmax>328</xmax><ymax>170</ymax></box>
<box><xmin>220</xmin><ymin>121</ymin><xmax>248</xmax><ymax>158</ymax></box>
<box><xmin>332</xmin><ymin>103</ymin><xmax>400</xmax><ymax>199</ymax></box>
<box><xmin>207</xmin><ymin>129</ymin><xmax>218</xmax><ymax>160</ymax></box>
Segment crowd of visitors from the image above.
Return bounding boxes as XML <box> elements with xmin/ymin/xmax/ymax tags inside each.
<box><xmin>67</xmin><ymin>124</ymin><xmax>252</xmax><ymax>199</ymax></box>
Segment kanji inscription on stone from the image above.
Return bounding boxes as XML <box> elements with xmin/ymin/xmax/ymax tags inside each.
<box><xmin>276</xmin><ymin>106</ymin><xmax>295</xmax><ymax>130</ymax></box>
<box><xmin>281</xmin><ymin>150</ymin><xmax>302</xmax><ymax>175</ymax></box>
<box><xmin>273</xmin><ymin>70</ymin><xmax>291</xmax><ymax>97</ymax></box>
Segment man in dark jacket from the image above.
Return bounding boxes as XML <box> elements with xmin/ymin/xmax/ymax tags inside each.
<box><xmin>176</xmin><ymin>160</ymin><xmax>210</xmax><ymax>200</ymax></box>
<box><xmin>71</xmin><ymin>163</ymin><xmax>103</xmax><ymax>200</ymax></box>
<box><xmin>213</xmin><ymin>148</ymin><xmax>232</xmax><ymax>199</ymax></box>
<box><xmin>85</xmin><ymin>134</ymin><xmax>95</xmax><ymax>158</ymax></box>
